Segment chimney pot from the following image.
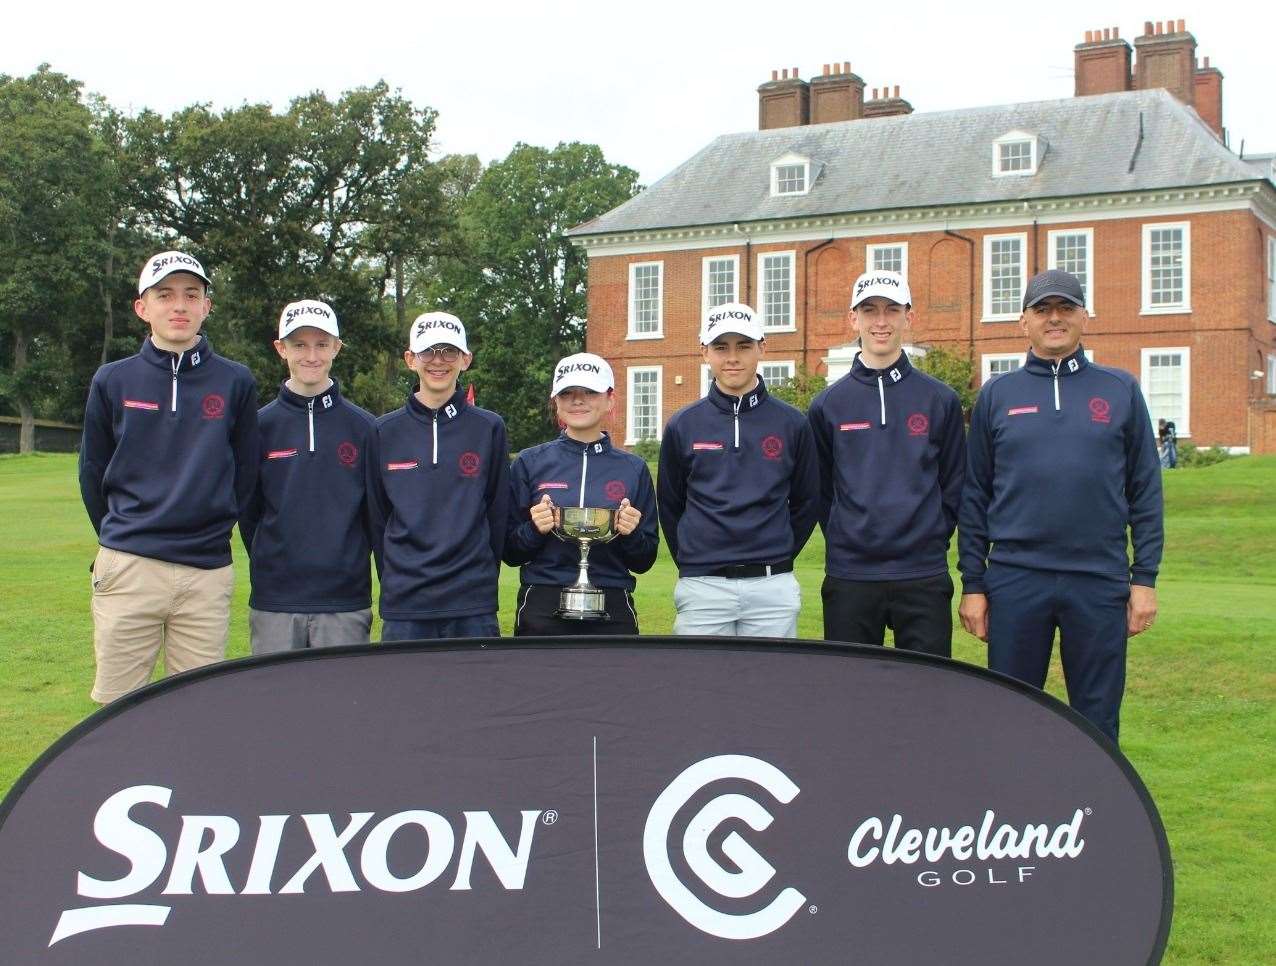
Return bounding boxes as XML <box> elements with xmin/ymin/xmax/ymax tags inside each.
<box><xmin>1103</xmin><ymin>27</ymin><xmax>1111</xmax><ymax>40</ymax></box>
<box><xmin>871</xmin><ymin>88</ymin><xmax>879</xmax><ymax>99</ymax></box>
<box><xmin>771</xmin><ymin>69</ymin><xmax>778</xmax><ymax>81</ymax></box>
<box><xmin>1155</xmin><ymin>21</ymin><xmax>1163</xmax><ymax>35</ymax></box>
<box><xmin>782</xmin><ymin>68</ymin><xmax>789</xmax><ymax>79</ymax></box>
<box><xmin>792</xmin><ymin>66</ymin><xmax>799</xmax><ymax>78</ymax></box>
<box><xmin>1144</xmin><ymin>21</ymin><xmax>1153</xmax><ymax>35</ymax></box>
<box><xmin>1177</xmin><ymin>18</ymin><xmax>1185</xmax><ymax>32</ymax></box>
<box><xmin>823</xmin><ymin>63</ymin><xmax>830</xmax><ymax>76</ymax></box>
<box><xmin>1203</xmin><ymin>55</ymin><xmax>1210</xmax><ymax>68</ymax></box>
<box><xmin>1113</xmin><ymin>26</ymin><xmax>1120</xmax><ymax>38</ymax></box>
<box><xmin>894</xmin><ymin>85</ymin><xmax>900</xmax><ymax>97</ymax></box>
<box><xmin>843</xmin><ymin>61</ymin><xmax>850</xmax><ymax>73</ymax></box>
<box><xmin>1085</xmin><ymin>30</ymin><xmax>1093</xmax><ymax>42</ymax></box>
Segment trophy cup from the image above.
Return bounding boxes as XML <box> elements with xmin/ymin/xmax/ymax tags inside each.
<box><xmin>552</xmin><ymin>506</ymin><xmax>618</xmax><ymax>620</ymax></box>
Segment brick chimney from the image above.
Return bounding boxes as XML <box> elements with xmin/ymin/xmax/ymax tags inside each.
<box><xmin>809</xmin><ymin>61</ymin><xmax>865</xmax><ymax>124</ymax></box>
<box><xmin>1074</xmin><ymin>26</ymin><xmax>1132</xmax><ymax>95</ymax></box>
<box><xmin>862</xmin><ymin>85</ymin><xmax>914</xmax><ymax>119</ymax></box>
<box><xmin>758</xmin><ymin>68</ymin><xmax>810</xmax><ymax>130</ymax></box>
<box><xmin>1133</xmin><ymin>19</ymin><xmax>1196</xmax><ymax>106</ymax></box>
<box><xmin>1193</xmin><ymin>55</ymin><xmax>1224</xmax><ymax>138</ymax></box>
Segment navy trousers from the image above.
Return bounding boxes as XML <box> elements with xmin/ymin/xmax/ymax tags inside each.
<box><xmin>381</xmin><ymin>614</ymin><xmax>500</xmax><ymax>641</ymax></box>
<box><xmin>984</xmin><ymin>562</ymin><xmax>1130</xmax><ymax>744</ymax></box>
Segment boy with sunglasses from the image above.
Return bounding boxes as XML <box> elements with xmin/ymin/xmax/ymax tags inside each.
<box><xmin>371</xmin><ymin>312</ymin><xmax>509</xmax><ymax>640</ymax></box>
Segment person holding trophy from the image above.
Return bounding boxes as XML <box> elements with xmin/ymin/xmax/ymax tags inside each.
<box><xmin>504</xmin><ymin>353</ymin><xmax>658</xmax><ymax>636</ymax></box>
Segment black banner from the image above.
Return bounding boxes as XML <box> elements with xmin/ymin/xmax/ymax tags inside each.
<box><xmin>0</xmin><ymin>639</ymin><xmax>1172</xmax><ymax>964</ymax></box>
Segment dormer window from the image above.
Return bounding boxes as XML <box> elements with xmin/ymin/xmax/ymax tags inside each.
<box><xmin>993</xmin><ymin>131</ymin><xmax>1039</xmax><ymax>177</ymax></box>
<box><xmin>770</xmin><ymin>153</ymin><xmax>812</xmax><ymax>196</ymax></box>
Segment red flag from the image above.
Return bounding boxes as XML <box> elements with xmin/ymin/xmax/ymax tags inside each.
<box><xmin>466</xmin><ymin>383</ymin><xmax>476</xmax><ymax>405</ymax></box>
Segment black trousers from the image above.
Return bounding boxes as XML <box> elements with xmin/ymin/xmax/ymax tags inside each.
<box><xmin>821</xmin><ymin>573</ymin><xmax>953</xmax><ymax>657</ymax></box>
<box><xmin>514</xmin><ymin>585</ymin><xmax>639</xmax><ymax>637</ymax></box>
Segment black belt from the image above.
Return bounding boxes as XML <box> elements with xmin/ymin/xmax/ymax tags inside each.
<box><xmin>705</xmin><ymin>561</ymin><xmax>793</xmax><ymax>579</ymax></box>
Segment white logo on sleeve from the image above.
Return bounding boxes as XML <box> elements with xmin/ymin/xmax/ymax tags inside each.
<box><xmin>643</xmin><ymin>755</ymin><xmax>806</xmax><ymax>940</ymax></box>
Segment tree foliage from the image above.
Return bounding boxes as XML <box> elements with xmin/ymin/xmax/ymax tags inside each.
<box><xmin>914</xmin><ymin>344</ymin><xmax>977</xmax><ymax>414</ymax></box>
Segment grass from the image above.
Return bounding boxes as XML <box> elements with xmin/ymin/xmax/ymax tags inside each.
<box><xmin>1</xmin><ymin>452</ymin><xmax>1273</xmax><ymax>963</ymax></box>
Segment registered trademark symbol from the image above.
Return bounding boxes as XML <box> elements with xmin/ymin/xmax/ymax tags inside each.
<box><xmin>542</xmin><ymin>810</ymin><xmax>559</xmax><ymax>826</ymax></box>
<box><xmin>1084</xmin><ymin>807</ymin><xmax>1093</xmax><ymax>816</ymax></box>
<box><xmin>808</xmin><ymin>905</ymin><xmax>818</xmax><ymax>915</ymax></box>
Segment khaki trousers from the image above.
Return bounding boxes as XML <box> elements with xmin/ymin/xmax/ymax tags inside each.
<box><xmin>90</xmin><ymin>546</ymin><xmax>233</xmax><ymax>703</ymax></box>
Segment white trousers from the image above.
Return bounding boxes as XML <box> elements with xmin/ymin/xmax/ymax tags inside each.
<box><xmin>672</xmin><ymin>572</ymin><xmax>801</xmax><ymax>638</ymax></box>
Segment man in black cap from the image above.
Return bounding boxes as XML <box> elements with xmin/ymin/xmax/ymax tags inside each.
<box><xmin>957</xmin><ymin>269</ymin><xmax>1163</xmax><ymax>743</ymax></box>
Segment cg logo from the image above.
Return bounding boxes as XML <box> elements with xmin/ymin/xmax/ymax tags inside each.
<box><xmin>459</xmin><ymin>451</ymin><xmax>481</xmax><ymax>477</ymax></box>
<box><xmin>604</xmin><ymin>479</ymin><xmax>627</xmax><ymax>502</ymax></box>
<box><xmin>201</xmin><ymin>394</ymin><xmax>225</xmax><ymax>420</ymax></box>
<box><xmin>1088</xmin><ymin>397</ymin><xmax>1111</xmax><ymax>423</ymax></box>
<box><xmin>642</xmin><ymin>755</ymin><xmax>806</xmax><ymax>940</ymax></box>
<box><xmin>337</xmin><ymin>441</ymin><xmax>359</xmax><ymax>467</ymax></box>
<box><xmin>761</xmin><ymin>435</ymin><xmax>783</xmax><ymax>460</ymax></box>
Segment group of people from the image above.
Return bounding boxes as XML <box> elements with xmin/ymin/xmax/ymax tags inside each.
<box><xmin>79</xmin><ymin>252</ymin><xmax>1163</xmax><ymax>744</ymax></box>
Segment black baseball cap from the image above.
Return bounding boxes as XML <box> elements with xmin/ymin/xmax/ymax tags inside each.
<box><xmin>1022</xmin><ymin>269</ymin><xmax>1084</xmax><ymax>310</ymax></box>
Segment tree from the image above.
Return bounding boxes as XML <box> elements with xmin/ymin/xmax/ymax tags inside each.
<box><xmin>0</xmin><ymin>66</ymin><xmax>107</xmax><ymax>452</ymax></box>
<box><xmin>913</xmin><ymin>344</ymin><xmax>977</xmax><ymax>414</ymax></box>
<box><xmin>428</xmin><ymin>142</ymin><xmax>640</xmax><ymax>449</ymax></box>
<box><xmin>768</xmin><ymin>365</ymin><xmax>827</xmax><ymax>411</ymax></box>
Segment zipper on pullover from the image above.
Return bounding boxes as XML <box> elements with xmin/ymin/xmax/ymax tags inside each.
<box><xmin>877</xmin><ymin>375</ymin><xmax>886</xmax><ymax>426</ymax></box>
<box><xmin>1052</xmin><ymin>361</ymin><xmax>1061</xmax><ymax>411</ymax></box>
<box><xmin>307</xmin><ymin>399</ymin><xmax>315</xmax><ymax>453</ymax></box>
<box><xmin>733</xmin><ymin>398</ymin><xmax>741</xmax><ymax>449</ymax></box>
<box><xmin>579</xmin><ymin>447</ymin><xmax>588</xmax><ymax>508</ymax></box>
<box><xmin>432</xmin><ymin>411</ymin><xmax>439</xmax><ymax>466</ymax></box>
<box><xmin>170</xmin><ymin>352</ymin><xmax>184</xmax><ymax>414</ymax></box>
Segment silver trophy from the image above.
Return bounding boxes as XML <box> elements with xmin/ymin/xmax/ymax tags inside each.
<box><xmin>552</xmin><ymin>506</ymin><xmax>618</xmax><ymax>620</ymax></box>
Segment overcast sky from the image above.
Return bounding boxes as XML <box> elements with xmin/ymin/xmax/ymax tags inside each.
<box><xmin>4</xmin><ymin>0</ymin><xmax>1272</xmax><ymax>186</ymax></box>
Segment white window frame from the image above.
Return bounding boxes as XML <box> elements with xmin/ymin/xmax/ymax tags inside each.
<box><xmin>700</xmin><ymin>363</ymin><xmax>712</xmax><ymax>398</ymax></box>
<box><xmin>1267</xmin><ymin>236</ymin><xmax>1275</xmax><ymax>323</ymax></box>
<box><xmin>992</xmin><ymin>130</ymin><xmax>1038</xmax><ymax>177</ymax></box>
<box><xmin>980</xmin><ymin>352</ymin><xmax>1025</xmax><ymax>384</ymax></box>
<box><xmin>1141</xmin><ymin>222</ymin><xmax>1192</xmax><ymax>315</ymax></box>
<box><xmin>701</xmin><ymin>254</ymin><xmax>740</xmax><ymax>320</ymax></box>
<box><xmin>757</xmin><ymin>250</ymin><xmax>797</xmax><ymax>332</ymax></box>
<box><xmin>770</xmin><ymin>153</ymin><xmax>811</xmax><ymax>197</ymax></box>
<box><xmin>866</xmin><ymin>243</ymin><xmax>909</xmax><ymax>281</ymax></box>
<box><xmin>627</xmin><ymin>261</ymin><xmax>664</xmax><ymax>340</ymax></box>
<box><xmin>982</xmin><ymin>232</ymin><xmax>1028</xmax><ymax>322</ymax></box>
<box><xmin>1267</xmin><ymin>353</ymin><xmax>1276</xmax><ymax>395</ymax></box>
<box><xmin>625</xmin><ymin>365</ymin><xmax>664</xmax><ymax>444</ymax></box>
<box><xmin>1140</xmin><ymin>347</ymin><xmax>1191</xmax><ymax>438</ymax></box>
<box><xmin>1047</xmin><ymin>228</ymin><xmax>1096</xmax><ymax>315</ymax></box>
<box><xmin>760</xmin><ymin>360</ymin><xmax>796</xmax><ymax>389</ymax></box>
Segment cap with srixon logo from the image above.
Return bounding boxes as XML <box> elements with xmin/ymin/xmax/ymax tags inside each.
<box><xmin>278</xmin><ymin>300</ymin><xmax>339</xmax><ymax>340</ymax></box>
<box><xmin>1023</xmin><ymin>269</ymin><xmax>1085</xmax><ymax>311</ymax></box>
<box><xmin>699</xmin><ymin>302</ymin><xmax>764</xmax><ymax>345</ymax></box>
<box><xmin>137</xmin><ymin>251</ymin><xmax>211</xmax><ymax>295</ymax></box>
<box><xmin>409</xmin><ymin>311</ymin><xmax>469</xmax><ymax>354</ymax></box>
<box><xmin>850</xmin><ymin>270</ymin><xmax>911</xmax><ymax>309</ymax></box>
<box><xmin>550</xmin><ymin>352</ymin><xmax>614</xmax><ymax>398</ymax></box>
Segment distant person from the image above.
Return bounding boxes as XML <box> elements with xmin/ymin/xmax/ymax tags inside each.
<box><xmin>807</xmin><ymin>271</ymin><xmax>966</xmax><ymax>656</ymax></box>
<box><xmin>504</xmin><ymin>353</ymin><xmax>658</xmax><ymax>635</ymax></box>
<box><xmin>1157</xmin><ymin>418</ymin><xmax>1178</xmax><ymax>469</ymax></box>
<box><xmin>240</xmin><ymin>300</ymin><xmax>378</xmax><ymax>653</ymax></box>
<box><xmin>658</xmin><ymin>303</ymin><xmax>819</xmax><ymax>637</ymax></box>
<box><xmin>79</xmin><ymin>251</ymin><xmax>258</xmax><ymax>703</ymax></box>
<box><xmin>371</xmin><ymin>312</ymin><xmax>508</xmax><ymax>640</ymax></box>
<box><xmin>958</xmin><ymin>269</ymin><xmax>1163</xmax><ymax>743</ymax></box>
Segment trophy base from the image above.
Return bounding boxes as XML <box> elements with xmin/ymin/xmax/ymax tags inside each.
<box><xmin>556</xmin><ymin>587</ymin><xmax>610</xmax><ymax>622</ymax></box>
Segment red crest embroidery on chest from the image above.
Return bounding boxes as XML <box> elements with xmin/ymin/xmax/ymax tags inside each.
<box><xmin>201</xmin><ymin>393</ymin><xmax>226</xmax><ymax>419</ymax></box>
<box><xmin>907</xmin><ymin>413</ymin><xmax>929</xmax><ymax>436</ymax></box>
<box><xmin>459</xmin><ymin>451</ymin><xmax>482</xmax><ymax>477</ymax></box>
<box><xmin>1088</xmin><ymin>397</ymin><xmax>1111</xmax><ymax>424</ymax></box>
<box><xmin>604</xmin><ymin>480</ymin><xmax>627</xmax><ymax>502</ymax></box>
<box><xmin>337</xmin><ymin>441</ymin><xmax>359</xmax><ymax>467</ymax></box>
<box><xmin>761</xmin><ymin>435</ymin><xmax>783</xmax><ymax>460</ymax></box>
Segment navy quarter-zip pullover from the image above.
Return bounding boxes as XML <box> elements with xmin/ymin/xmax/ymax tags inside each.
<box><xmin>808</xmin><ymin>351</ymin><xmax>965</xmax><ymax>580</ymax></box>
<box><xmin>504</xmin><ymin>432</ymin><xmax>658</xmax><ymax>590</ymax></box>
<box><xmin>958</xmin><ymin>346</ymin><xmax>1163</xmax><ymax>592</ymax></box>
<box><xmin>658</xmin><ymin>378</ymin><xmax>819</xmax><ymax>576</ymax></box>
<box><xmin>371</xmin><ymin>389</ymin><xmax>509</xmax><ymax>620</ymax></box>
<box><xmin>240</xmin><ymin>380</ymin><xmax>379</xmax><ymax>613</ymax></box>
<box><xmin>79</xmin><ymin>335</ymin><xmax>259</xmax><ymax>569</ymax></box>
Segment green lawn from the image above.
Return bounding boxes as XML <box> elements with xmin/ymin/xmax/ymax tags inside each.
<box><xmin>1</xmin><ymin>453</ymin><xmax>1273</xmax><ymax>963</ymax></box>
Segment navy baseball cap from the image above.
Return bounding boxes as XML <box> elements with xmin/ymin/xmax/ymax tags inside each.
<box><xmin>1023</xmin><ymin>270</ymin><xmax>1085</xmax><ymax>310</ymax></box>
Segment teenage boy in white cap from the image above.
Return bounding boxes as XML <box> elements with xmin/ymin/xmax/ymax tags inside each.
<box><xmin>505</xmin><ymin>352</ymin><xmax>658</xmax><ymax>635</ymax></box>
<box><xmin>658</xmin><ymin>302</ymin><xmax>820</xmax><ymax>637</ymax></box>
<box><xmin>239</xmin><ymin>300</ymin><xmax>379</xmax><ymax>652</ymax></box>
<box><xmin>79</xmin><ymin>251</ymin><xmax>259</xmax><ymax>702</ymax></box>
<box><xmin>807</xmin><ymin>270</ymin><xmax>966</xmax><ymax>656</ymax></box>
<box><xmin>371</xmin><ymin>311</ymin><xmax>509</xmax><ymax>640</ymax></box>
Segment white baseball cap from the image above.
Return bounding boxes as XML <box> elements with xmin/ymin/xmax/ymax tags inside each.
<box><xmin>551</xmin><ymin>353</ymin><xmax>614</xmax><ymax>397</ymax></box>
<box><xmin>700</xmin><ymin>302</ymin><xmax>764</xmax><ymax>345</ymax></box>
<box><xmin>409</xmin><ymin>312</ymin><xmax>469</xmax><ymax>354</ymax></box>
<box><xmin>851</xmin><ymin>270</ymin><xmax>911</xmax><ymax>309</ymax></box>
<box><xmin>278</xmin><ymin>300</ymin><xmax>340</xmax><ymax>340</ymax></box>
<box><xmin>138</xmin><ymin>251</ymin><xmax>211</xmax><ymax>295</ymax></box>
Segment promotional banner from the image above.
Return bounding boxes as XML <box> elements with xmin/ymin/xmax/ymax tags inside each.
<box><xmin>0</xmin><ymin>640</ymin><xmax>1172</xmax><ymax>964</ymax></box>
